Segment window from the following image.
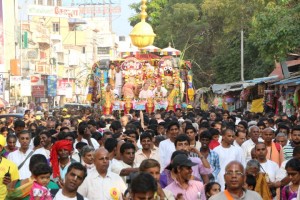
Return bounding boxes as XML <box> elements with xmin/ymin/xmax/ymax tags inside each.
<box><xmin>52</xmin><ymin>23</ymin><xmax>60</xmax><ymax>32</ymax></box>
<box><xmin>47</xmin><ymin>0</ymin><xmax>54</xmax><ymax>6</ymax></box>
<box><xmin>119</xmin><ymin>36</ymin><xmax>125</xmax><ymax>41</ymax></box>
<box><xmin>57</xmin><ymin>0</ymin><xmax>62</xmax><ymax>6</ymax></box>
<box><xmin>47</xmin><ymin>0</ymin><xmax>53</xmax><ymax>6</ymax></box>
<box><xmin>38</xmin><ymin>0</ymin><xmax>43</xmax><ymax>5</ymax></box>
<box><xmin>97</xmin><ymin>47</ymin><xmax>110</xmax><ymax>55</ymax></box>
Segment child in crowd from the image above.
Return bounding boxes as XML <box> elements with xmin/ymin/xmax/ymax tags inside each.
<box><xmin>244</xmin><ymin>174</ymin><xmax>256</xmax><ymax>190</ymax></box>
<box><xmin>30</xmin><ymin>163</ymin><xmax>53</xmax><ymax>200</ymax></box>
<box><xmin>205</xmin><ymin>182</ymin><xmax>221</xmax><ymax>199</ymax></box>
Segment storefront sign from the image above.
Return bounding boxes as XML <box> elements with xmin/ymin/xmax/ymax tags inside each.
<box><xmin>32</xmin><ymin>85</ymin><xmax>45</xmax><ymax>98</ymax></box>
<box><xmin>47</xmin><ymin>75</ymin><xmax>57</xmax><ymax>97</ymax></box>
<box><xmin>28</xmin><ymin>5</ymin><xmax>80</xmax><ymax>18</ymax></box>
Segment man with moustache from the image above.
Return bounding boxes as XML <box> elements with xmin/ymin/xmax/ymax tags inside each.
<box><xmin>210</xmin><ymin>161</ymin><xmax>262</xmax><ymax>200</ymax></box>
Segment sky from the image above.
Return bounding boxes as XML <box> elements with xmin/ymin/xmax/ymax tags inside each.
<box><xmin>112</xmin><ymin>0</ymin><xmax>140</xmax><ymax>36</ymax></box>
<box><xmin>17</xmin><ymin>0</ymin><xmax>140</xmax><ymax>36</ymax></box>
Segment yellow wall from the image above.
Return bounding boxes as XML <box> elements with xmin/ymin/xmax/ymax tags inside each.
<box><xmin>30</xmin><ymin>16</ymin><xmax>87</xmax><ymax>46</ymax></box>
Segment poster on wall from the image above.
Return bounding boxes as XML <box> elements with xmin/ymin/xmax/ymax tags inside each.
<box><xmin>21</xmin><ymin>77</ymin><xmax>31</xmax><ymax>96</ymax></box>
<box><xmin>0</xmin><ymin>0</ymin><xmax>4</xmax><ymax>68</ymax></box>
<box><xmin>47</xmin><ymin>75</ymin><xmax>57</xmax><ymax>97</ymax></box>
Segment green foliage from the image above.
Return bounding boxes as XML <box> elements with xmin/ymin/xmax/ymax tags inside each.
<box><xmin>129</xmin><ymin>0</ymin><xmax>300</xmax><ymax>87</ymax></box>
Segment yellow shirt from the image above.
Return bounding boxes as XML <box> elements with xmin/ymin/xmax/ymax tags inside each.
<box><xmin>0</xmin><ymin>158</ymin><xmax>19</xmax><ymax>200</ymax></box>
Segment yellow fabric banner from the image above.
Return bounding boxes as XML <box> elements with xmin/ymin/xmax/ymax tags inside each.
<box><xmin>250</xmin><ymin>98</ymin><xmax>264</xmax><ymax>113</ymax></box>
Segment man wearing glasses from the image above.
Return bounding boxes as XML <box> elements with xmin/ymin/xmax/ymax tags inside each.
<box><xmin>210</xmin><ymin>161</ymin><xmax>262</xmax><ymax>200</ymax></box>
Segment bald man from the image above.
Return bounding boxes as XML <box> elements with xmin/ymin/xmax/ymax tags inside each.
<box><xmin>78</xmin><ymin>147</ymin><xmax>126</xmax><ymax>200</ymax></box>
<box><xmin>210</xmin><ymin>161</ymin><xmax>262</xmax><ymax>200</ymax></box>
<box><xmin>261</xmin><ymin>128</ymin><xmax>284</xmax><ymax>166</ymax></box>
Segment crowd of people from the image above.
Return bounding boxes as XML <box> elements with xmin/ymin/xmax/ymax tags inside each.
<box><xmin>0</xmin><ymin>105</ymin><xmax>300</xmax><ymax>200</ymax></box>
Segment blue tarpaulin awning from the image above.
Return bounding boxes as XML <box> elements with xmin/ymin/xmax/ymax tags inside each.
<box><xmin>272</xmin><ymin>77</ymin><xmax>300</xmax><ymax>85</ymax></box>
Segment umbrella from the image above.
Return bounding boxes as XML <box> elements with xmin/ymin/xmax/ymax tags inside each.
<box><xmin>0</xmin><ymin>97</ymin><xmax>8</xmax><ymax>108</ymax></box>
<box><xmin>161</xmin><ymin>43</ymin><xmax>181</xmax><ymax>56</ymax></box>
<box><xmin>139</xmin><ymin>45</ymin><xmax>161</xmax><ymax>53</ymax></box>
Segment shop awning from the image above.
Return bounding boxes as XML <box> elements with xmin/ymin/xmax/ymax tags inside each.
<box><xmin>272</xmin><ymin>76</ymin><xmax>300</xmax><ymax>85</ymax></box>
<box><xmin>246</xmin><ymin>76</ymin><xmax>279</xmax><ymax>84</ymax></box>
<box><xmin>212</xmin><ymin>82</ymin><xmax>255</xmax><ymax>94</ymax></box>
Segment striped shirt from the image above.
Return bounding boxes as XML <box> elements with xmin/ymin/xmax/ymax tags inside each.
<box><xmin>283</xmin><ymin>141</ymin><xmax>294</xmax><ymax>160</ymax></box>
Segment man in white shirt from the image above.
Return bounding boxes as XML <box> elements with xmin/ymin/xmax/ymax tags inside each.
<box><xmin>54</xmin><ymin>162</ymin><xmax>89</xmax><ymax>200</ymax></box>
<box><xmin>74</xmin><ymin>122</ymin><xmax>99</xmax><ymax>150</ymax></box>
<box><xmin>114</xmin><ymin>66</ymin><xmax>123</xmax><ymax>98</ymax></box>
<box><xmin>241</xmin><ymin>126</ymin><xmax>260</xmax><ymax>163</ymax></box>
<box><xmin>159</xmin><ymin>121</ymin><xmax>180</xmax><ymax>170</ymax></box>
<box><xmin>78</xmin><ymin>148</ymin><xmax>126</xmax><ymax>199</ymax></box>
<box><xmin>233</xmin><ymin>131</ymin><xmax>246</xmax><ymax>147</ymax></box>
<box><xmin>111</xmin><ymin>142</ymin><xmax>139</xmax><ymax>183</ymax></box>
<box><xmin>138</xmin><ymin>82</ymin><xmax>153</xmax><ymax>99</ymax></box>
<box><xmin>34</xmin><ymin>130</ymin><xmax>52</xmax><ymax>160</ymax></box>
<box><xmin>255</xmin><ymin>142</ymin><xmax>282</xmax><ymax>199</ymax></box>
<box><xmin>152</xmin><ymin>84</ymin><xmax>168</xmax><ymax>98</ymax></box>
<box><xmin>214</xmin><ymin>129</ymin><xmax>245</xmax><ymax>190</ymax></box>
<box><xmin>135</xmin><ymin>132</ymin><xmax>160</xmax><ymax>166</ymax></box>
<box><xmin>8</xmin><ymin>130</ymin><xmax>34</xmax><ymax>179</ymax></box>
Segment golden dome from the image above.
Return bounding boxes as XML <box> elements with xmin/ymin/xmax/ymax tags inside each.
<box><xmin>130</xmin><ymin>0</ymin><xmax>156</xmax><ymax>48</ymax></box>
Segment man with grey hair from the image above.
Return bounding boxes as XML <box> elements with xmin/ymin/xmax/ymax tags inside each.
<box><xmin>275</xmin><ymin>132</ymin><xmax>288</xmax><ymax>147</ymax></box>
<box><xmin>210</xmin><ymin>161</ymin><xmax>262</xmax><ymax>200</ymax></box>
<box><xmin>80</xmin><ymin>145</ymin><xmax>95</xmax><ymax>173</ymax></box>
<box><xmin>241</xmin><ymin>126</ymin><xmax>260</xmax><ymax>163</ymax></box>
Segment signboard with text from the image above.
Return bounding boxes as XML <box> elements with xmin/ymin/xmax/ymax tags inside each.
<box><xmin>32</xmin><ymin>85</ymin><xmax>45</xmax><ymax>98</ymax></box>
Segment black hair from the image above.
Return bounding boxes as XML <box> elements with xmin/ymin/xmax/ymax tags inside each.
<box><xmin>246</xmin><ymin>174</ymin><xmax>256</xmax><ymax>189</ymax></box>
<box><xmin>110</xmin><ymin>120</ymin><xmax>122</xmax><ymax>132</ymax></box>
<box><xmin>29</xmin><ymin>154</ymin><xmax>48</xmax><ymax>172</ymax></box>
<box><xmin>200</xmin><ymin>130</ymin><xmax>212</xmax><ymax>140</ymax></box>
<box><xmin>39</xmin><ymin>130</ymin><xmax>52</xmax><ymax>138</ymax></box>
<box><xmin>205</xmin><ymin>182</ymin><xmax>221</xmax><ymax>198</ymax></box>
<box><xmin>130</xmin><ymin>172</ymin><xmax>157</xmax><ymax>194</ymax></box>
<box><xmin>6</xmin><ymin>134</ymin><xmax>17</xmax><ymax>142</ymax></box>
<box><xmin>285</xmin><ymin>158</ymin><xmax>300</xmax><ymax>172</ymax></box>
<box><xmin>257</xmin><ymin>121</ymin><xmax>266</xmax><ymax>128</ymax></box>
<box><xmin>167</xmin><ymin>121</ymin><xmax>180</xmax><ymax>131</ymax></box>
<box><xmin>33</xmin><ymin>136</ymin><xmax>40</xmax><ymax>148</ymax></box>
<box><xmin>104</xmin><ymin>138</ymin><xmax>118</xmax><ymax>153</ymax></box>
<box><xmin>67</xmin><ymin>162</ymin><xmax>88</xmax><ymax>179</ymax></box>
<box><xmin>120</xmin><ymin>142</ymin><xmax>135</xmax><ymax>154</ymax></box>
<box><xmin>174</xmin><ymin>134</ymin><xmax>190</xmax><ymax>147</ymax></box>
<box><xmin>18</xmin><ymin>130</ymin><xmax>31</xmax><ymax>138</ymax></box>
<box><xmin>32</xmin><ymin>162</ymin><xmax>52</xmax><ymax>176</ymax></box>
<box><xmin>60</xmin><ymin>126</ymin><xmax>70</xmax><ymax>132</ymax></box>
<box><xmin>185</xmin><ymin>125</ymin><xmax>196</xmax><ymax>133</ymax></box>
<box><xmin>209</xmin><ymin>128</ymin><xmax>220</xmax><ymax>136</ymax></box>
<box><xmin>293</xmin><ymin>146</ymin><xmax>300</xmax><ymax>157</ymax></box>
<box><xmin>98</xmin><ymin>120</ymin><xmax>106</xmax><ymax>128</ymax></box>
<box><xmin>199</xmin><ymin>121</ymin><xmax>210</xmax><ymax>129</ymax></box>
<box><xmin>75</xmin><ymin>142</ymin><xmax>88</xmax><ymax>150</ymax></box>
<box><xmin>124</xmin><ymin>130</ymin><xmax>139</xmax><ymax>141</ymax></box>
<box><xmin>57</xmin><ymin>131</ymin><xmax>75</xmax><ymax>141</ymax></box>
<box><xmin>77</xmin><ymin>122</ymin><xmax>88</xmax><ymax>135</ymax></box>
<box><xmin>14</xmin><ymin>120</ymin><xmax>25</xmax><ymax>128</ymax></box>
<box><xmin>87</xmin><ymin>119</ymin><xmax>97</xmax><ymax>127</ymax></box>
<box><xmin>140</xmin><ymin>132</ymin><xmax>152</xmax><ymax>141</ymax></box>
<box><xmin>292</xmin><ymin>125</ymin><xmax>300</xmax><ymax>135</ymax></box>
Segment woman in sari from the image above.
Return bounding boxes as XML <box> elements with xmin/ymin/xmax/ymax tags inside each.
<box><xmin>6</xmin><ymin>154</ymin><xmax>59</xmax><ymax>200</ymax></box>
<box><xmin>246</xmin><ymin>159</ymin><xmax>272</xmax><ymax>200</ymax></box>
